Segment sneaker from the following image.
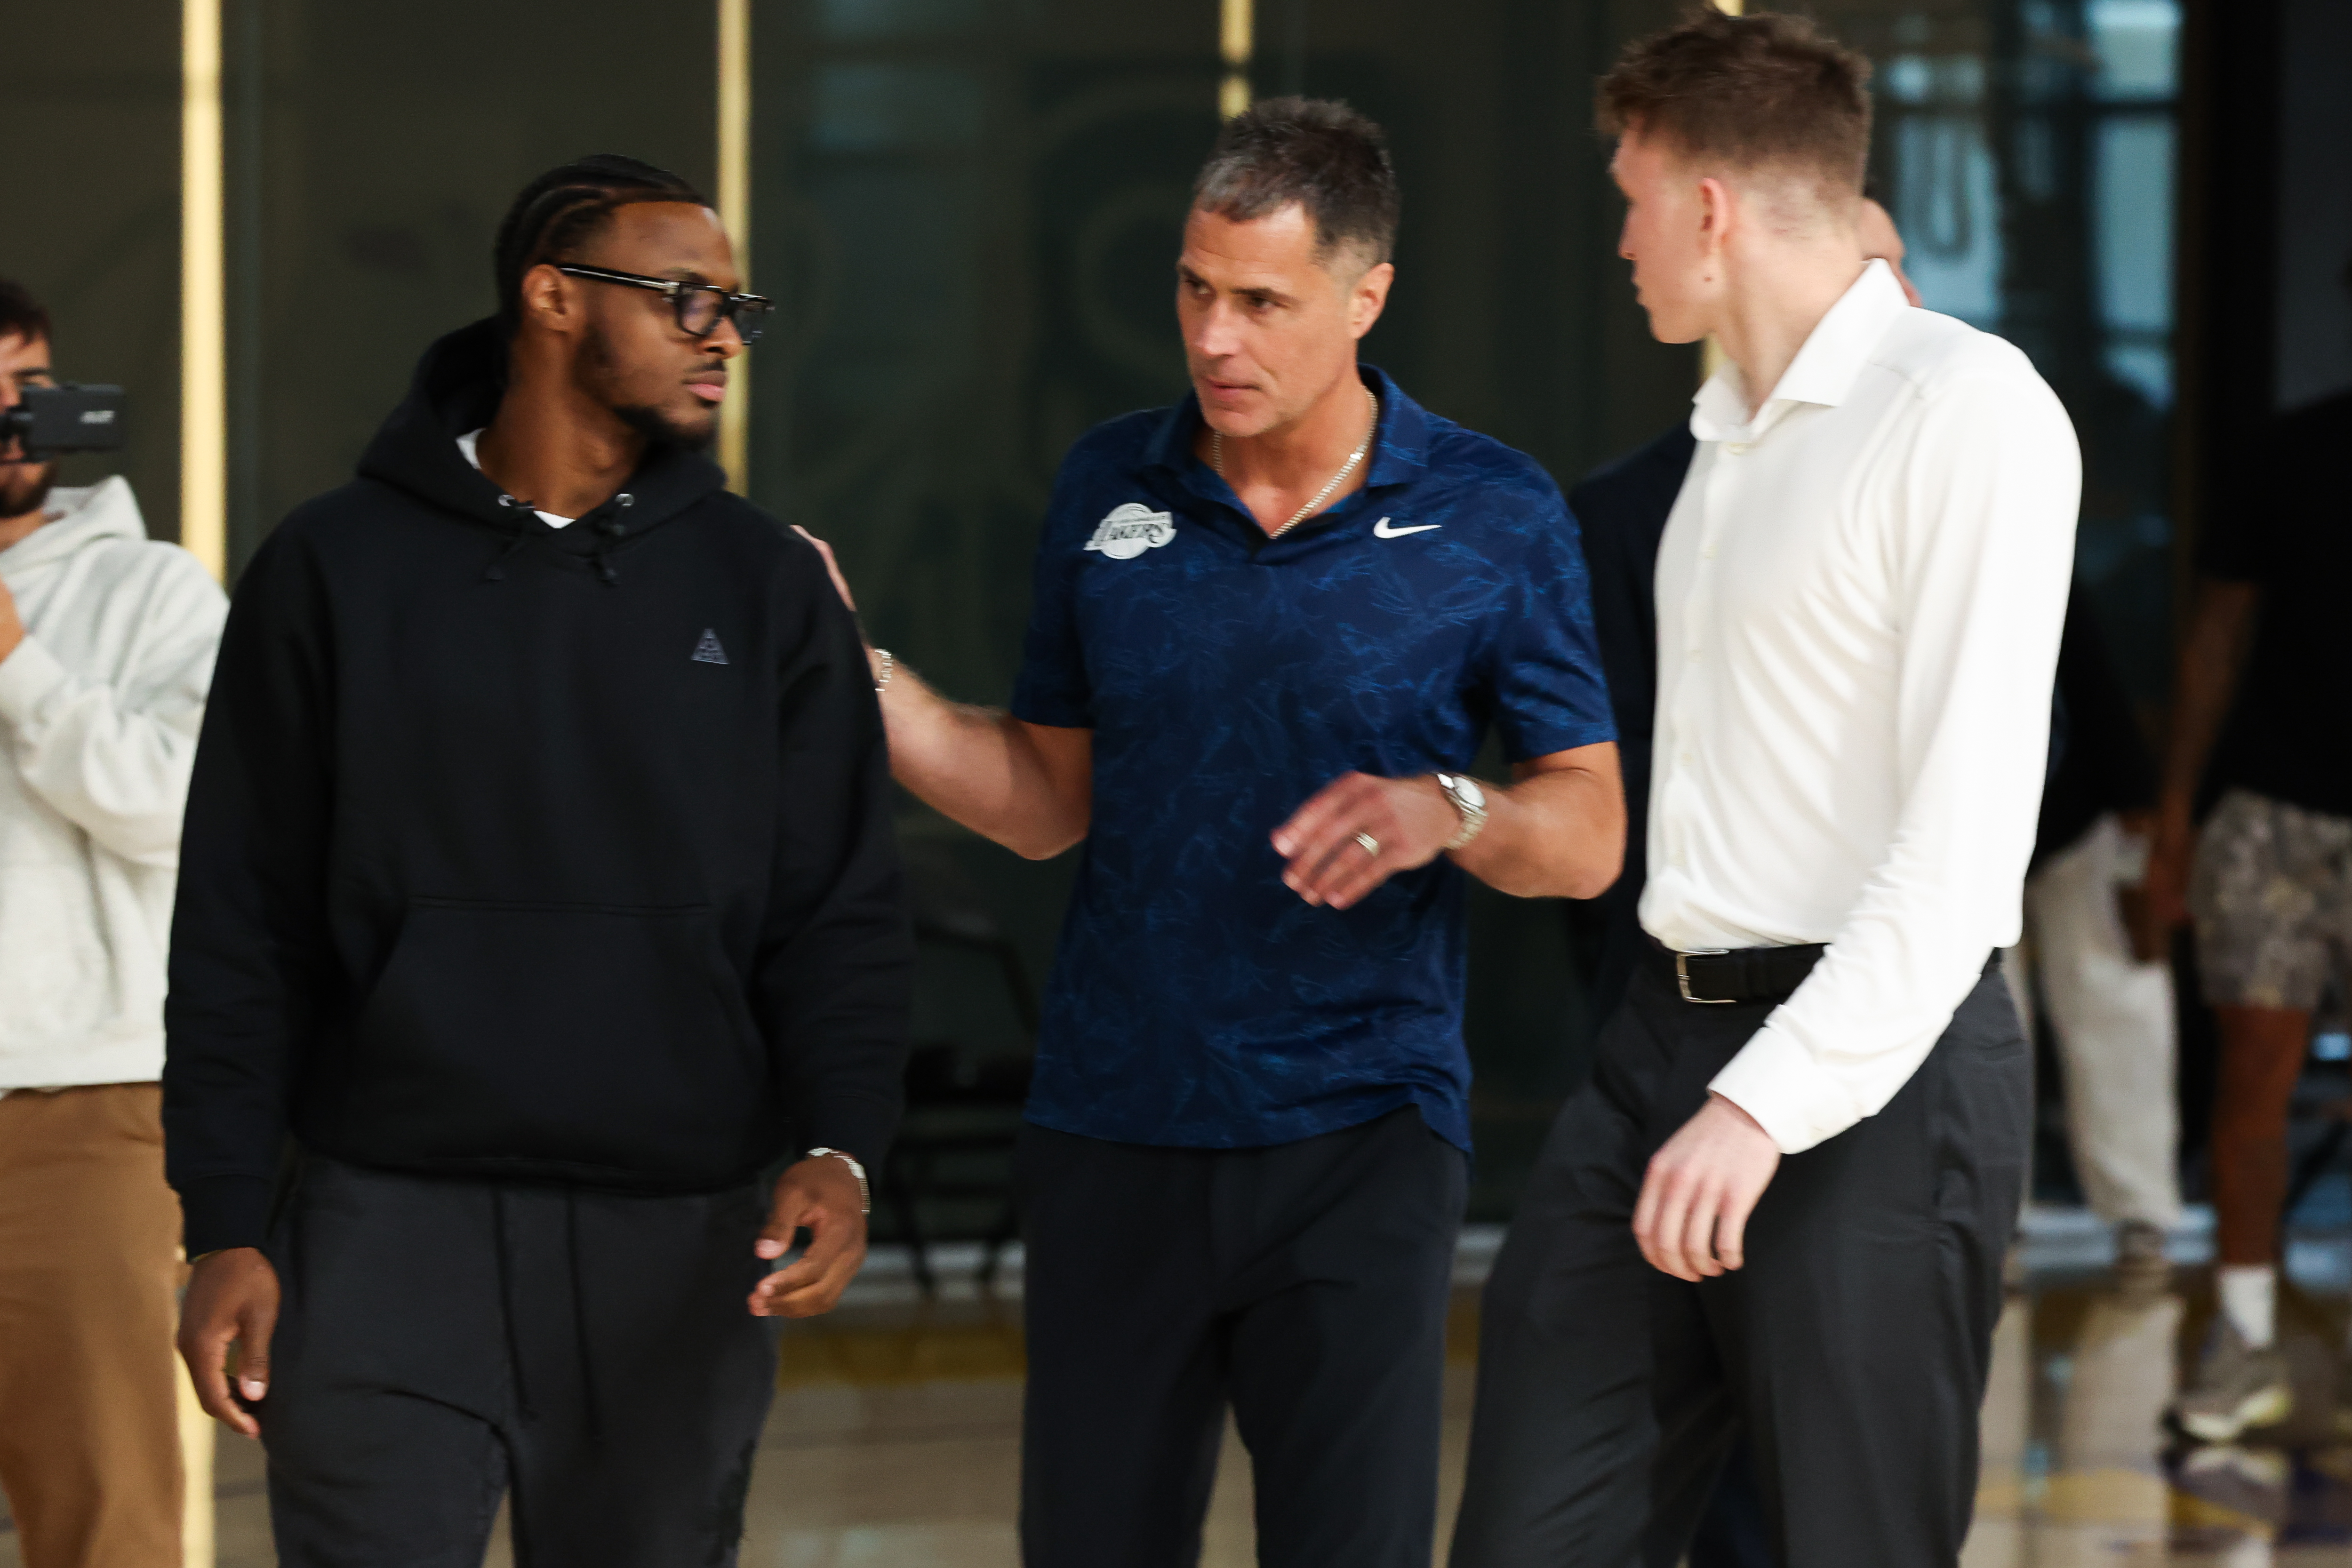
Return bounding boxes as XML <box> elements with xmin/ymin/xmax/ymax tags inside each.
<box><xmin>2172</xmin><ymin>1319</ymin><xmax>2293</xmax><ymax>1443</ymax></box>
<box><xmin>2114</xmin><ymin>1219</ymin><xmax>2171</xmax><ymax>1280</ymax></box>
<box><xmin>2172</xmin><ymin>1443</ymin><xmax>2291</xmax><ymax>1524</ymax></box>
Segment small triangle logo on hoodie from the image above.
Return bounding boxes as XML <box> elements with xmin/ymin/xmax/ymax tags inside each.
<box><xmin>692</xmin><ymin>629</ymin><xmax>728</xmax><ymax>666</ymax></box>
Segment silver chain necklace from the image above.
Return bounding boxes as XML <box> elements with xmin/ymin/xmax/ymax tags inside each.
<box><xmin>1211</xmin><ymin>384</ymin><xmax>1380</xmax><ymax>539</ymax></box>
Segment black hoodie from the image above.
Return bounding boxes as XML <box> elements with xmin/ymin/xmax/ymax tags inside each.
<box><xmin>163</xmin><ymin>320</ymin><xmax>912</xmax><ymax>1256</ymax></box>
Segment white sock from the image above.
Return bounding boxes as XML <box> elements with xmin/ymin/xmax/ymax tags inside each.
<box><xmin>2217</xmin><ymin>1264</ymin><xmax>2277</xmax><ymax>1349</ymax></box>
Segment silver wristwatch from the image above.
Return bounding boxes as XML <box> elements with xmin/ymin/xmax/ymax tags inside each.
<box><xmin>1434</xmin><ymin>772</ymin><xmax>1488</xmax><ymax>851</ymax></box>
<box><xmin>804</xmin><ymin>1147</ymin><xmax>871</xmax><ymax>1215</ymax></box>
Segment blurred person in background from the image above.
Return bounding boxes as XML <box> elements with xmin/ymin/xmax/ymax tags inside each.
<box><xmin>164</xmin><ymin>156</ymin><xmax>910</xmax><ymax>1566</ymax></box>
<box><xmin>2141</xmin><ymin>280</ymin><xmax>2352</xmax><ymax>1441</ymax></box>
<box><xmin>2010</xmin><ymin>590</ymin><xmax>2179</xmax><ymax>1276</ymax></box>
<box><xmin>1452</xmin><ymin>13</ymin><xmax>2078</xmax><ymax>1564</ymax></box>
<box><xmin>804</xmin><ymin>97</ymin><xmax>1623</xmax><ymax>1566</ymax></box>
<box><xmin>0</xmin><ymin>276</ymin><xmax>227</xmax><ymax>1567</ymax></box>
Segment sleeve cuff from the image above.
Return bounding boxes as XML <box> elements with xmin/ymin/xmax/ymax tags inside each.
<box><xmin>1008</xmin><ymin>670</ymin><xmax>1091</xmax><ymax>730</ymax></box>
<box><xmin>798</xmin><ymin>1092</ymin><xmax>903</xmax><ymax>1176</ymax></box>
<box><xmin>1499</xmin><ymin>716</ymin><xmax>1619</xmax><ymax>765</ymax></box>
<box><xmin>1008</xmin><ymin>696</ymin><xmax>1090</xmax><ymax>730</ymax></box>
<box><xmin>176</xmin><ymin>1174</ymin><xmax>279</xmax><ymax>1257</ymax></box>
<box><xmin>0</xmin><ymin>633</ymin><xmax>66</xmax><ymax>730</ymax></box>
<box><xmin>1705</xmin><ymin>1022</ymin><xmax>1862</xmax><ymax>1156</ymax></box>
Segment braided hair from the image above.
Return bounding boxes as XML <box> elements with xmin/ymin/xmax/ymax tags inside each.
<box><xmin>492</xmin><ymin>154</ymin><xmax>707</xmax><ymax>339</ymax></box>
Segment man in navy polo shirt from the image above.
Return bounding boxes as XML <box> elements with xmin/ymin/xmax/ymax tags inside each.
<box><xmin>803</xmin><ymin>97</ymin><xmax>1622</xmax><ymax>1564</ymax></box>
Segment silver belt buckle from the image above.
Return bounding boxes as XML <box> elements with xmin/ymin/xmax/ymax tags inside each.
<box><xmin>1676</xmin><ymin>948</ymin><xmax>1733</xmax><ymax>1004</ymax></box>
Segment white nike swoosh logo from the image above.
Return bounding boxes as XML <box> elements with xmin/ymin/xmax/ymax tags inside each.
<box><xmin>1372</xmin><ymin>517</ymin><xmax>1442</xmax><ymax>538</ymax></box>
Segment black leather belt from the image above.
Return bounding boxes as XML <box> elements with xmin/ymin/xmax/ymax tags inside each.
<box><xmin>1648</xmin><ymin>938</ymin><xmax>1826</xmax><ymax>1005</ymax></box>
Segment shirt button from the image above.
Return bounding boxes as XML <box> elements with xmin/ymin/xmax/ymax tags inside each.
<box><xmin>1725</xmin><ymin>442</ymin><xmax>1752</xmax><ymax>456</ymax></box>
<box><xmin>1701</xmin><ymin>544</ymin><xmax>1718</xmax><ymax>560</ymax></box>
<box><xmin>1679</xmin><ymin>750</ymin><xmax>1693</xmax><ymax>764</ymax></box>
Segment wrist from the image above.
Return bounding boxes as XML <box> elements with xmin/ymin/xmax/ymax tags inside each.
<box><xmin>189</xmin><ymin>1244</ymin><xmax>264</xmax><ymax>1266</ymax></box>
<box><xmin>1432</xmin><ymin>771</ymin><xmax>1488</xmax><ymax>852</ymax></box>
<box><xmin>802</xmin><ymin>1147</ymin><xmax>871</xmax><ymax>1215</ymax></box>
<box><xmin>1707</xmin><ymin>1092</ymin><xmax>1770</xmax><ymax>1140</ymax></box>
<box><xmin>178</xmin><ymin>1173</ymin><xmax>278</xmax><ymax>1260</ymax></box>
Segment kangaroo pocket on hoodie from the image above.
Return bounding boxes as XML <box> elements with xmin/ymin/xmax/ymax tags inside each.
<box><xmin>336</xmin><ymin>898</ymin><xmax>774</xmax><ymax>1183</ymax></box>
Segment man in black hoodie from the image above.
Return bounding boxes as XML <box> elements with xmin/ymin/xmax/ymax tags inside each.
<box><xmin>164</xmin><ymin>155</ymin><xmax>910</xmax><ymax>1565</ymax></box>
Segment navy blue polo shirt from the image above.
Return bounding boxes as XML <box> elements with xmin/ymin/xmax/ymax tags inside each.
<box><xmin>1011</xmin><ymin>366</ymin><xmax>1614</xmax><ymax>1153</ymax></box>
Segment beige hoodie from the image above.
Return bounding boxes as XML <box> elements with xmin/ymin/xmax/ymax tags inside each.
<box><xmin>0</xmin><ymin>477</ymin><xmax>225</xmax><ymax>1088</ymax></box>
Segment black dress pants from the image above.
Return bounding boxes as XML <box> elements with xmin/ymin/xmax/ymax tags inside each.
<box><xmin>1017</xmin><ymin>1106</ymin><xmax>1467</xmax><ymax>1568</ymax></box>
<box><xmin>260</xmin><ymin>1158</ymin><xmax>779</xmax><ymax>1568</ymax></box>
<box><xmin>1451</xmin><ymin>959</ymin><xmax>2028</xmax><ymax>1568</ymax></box>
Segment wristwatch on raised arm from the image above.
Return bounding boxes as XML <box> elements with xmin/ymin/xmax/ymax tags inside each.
<box><xmin>1433</xmin><ymin>772</ymin><xmax>1488</xmax><ymax>852</ymax></box>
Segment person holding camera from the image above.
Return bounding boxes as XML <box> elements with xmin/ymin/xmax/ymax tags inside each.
<box><xmin>0</xmin><ymin>276</ymin><xmax>227</xmax><ymax>1568</ymax></box>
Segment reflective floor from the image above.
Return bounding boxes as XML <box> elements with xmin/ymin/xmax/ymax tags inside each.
<box><xmin>1962</xmin><ymin>1212</ymin><xmax>2352</xmax><ymax>1566</ymax></box>
<box><xmin>10</xmin><ymin>1213</ymin><xmax>2352</xmax><ymax>1566</ymax></box>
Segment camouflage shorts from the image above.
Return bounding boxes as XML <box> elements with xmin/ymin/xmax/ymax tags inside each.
<box><xmin>2190</xmin><ymin>787</ymin><xmax>2352</xmax><ymax>1011</ymax></box>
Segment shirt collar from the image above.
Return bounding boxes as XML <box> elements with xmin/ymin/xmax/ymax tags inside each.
<box><xmin>1143</xmin><ymin>363</ymin><xmax>1430</xmax><ymax>492</ymax></box>
<box><xmin>1688</xmin><ymin>258</ymin><xmax>1910</xmax><ymax>442</ymax></box>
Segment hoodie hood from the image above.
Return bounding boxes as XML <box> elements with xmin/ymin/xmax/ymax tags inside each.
<box><xmin>0</xmin><ymin>476</ymin><xmax>148</xmax><ymax>576</ymax></box>
<box><xmin>354</xmin><ymin>318</ymin><xmax>729</xmax><ymax>568</ymax></box>
<box><xmin>163</xmin><ymin>318</ymin><xmax>907</xmax><ymax>1251</ymax></box>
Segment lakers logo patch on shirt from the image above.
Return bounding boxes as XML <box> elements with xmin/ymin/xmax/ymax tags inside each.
<box><xmin>1083</xmin><ymin>503</ymin><xmax>1176</xmax><ymax>560</ymax></box>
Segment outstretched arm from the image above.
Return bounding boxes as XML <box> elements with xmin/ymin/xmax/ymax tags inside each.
<box><xmin>795</xmin><ymin>527</ymin><xmax>1091</xmax><ymax>860</ymax></box>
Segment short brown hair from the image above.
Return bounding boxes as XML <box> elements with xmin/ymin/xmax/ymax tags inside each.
<box><xmin>0</xmin><ymin>278</ymin><xmax>51</xmax><ymax>348</ymax></box>
<box><xmin>1598</xmin><ymin>8</ymin><xmax>1872</xmax><ymax>200</ymax></box>
<box><xmin>1194</xmin><ymin>97</ymin><xmax>1400</xmax><ymax>269</ymax></box>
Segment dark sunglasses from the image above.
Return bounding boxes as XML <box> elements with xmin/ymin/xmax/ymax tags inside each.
<box><xmin>554</xmin><ymin>264</ymin><xmax>773</xmax><ymax>344</ymax></box>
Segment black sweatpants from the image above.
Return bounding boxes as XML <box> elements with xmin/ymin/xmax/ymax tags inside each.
<box><xmin>1450</xmin><ymin>958</ymin><xmax>2028</xmax><ymax>1568</ymax></box>
<box><xmin>1017</xmin><ymin>1106</ymin><xmax>1467</xmax><ymax>1568</ymax></box>
<box><xmin>260</xmin><ymin>1158</ymin><xmax>779</xmax><ymax>1568</ymax></box>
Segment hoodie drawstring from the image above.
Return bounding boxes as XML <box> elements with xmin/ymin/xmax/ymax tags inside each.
<box><xmin>589</xmin><ymin>492</ymin><xmax>633</xmax><ymax>586</ymax></box>
<box><xmin>485</xmin><ymin>490</ymin><xmax>633</xmax><ymax>585</ymax></box>
<box><xmin>483</xmin><ymin>495</ymin><xmax>533</xmax><ymax>583</ymax></box>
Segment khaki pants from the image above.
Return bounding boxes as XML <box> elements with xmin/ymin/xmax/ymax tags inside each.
<box><xmin>0</xmin><ymin>1082</ymin><xmax>185</xmax><ymax>1568</ymax></box>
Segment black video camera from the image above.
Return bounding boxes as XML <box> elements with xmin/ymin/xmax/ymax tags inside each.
<box><xmin>0</xmin><ymin>384</ymin><xmax>128</xmax><ymax>461</ymax></box>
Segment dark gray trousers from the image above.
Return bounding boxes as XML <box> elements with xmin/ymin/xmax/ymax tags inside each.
<box><xmin>260</xmin><ymin>1158</ymin><xmax>779</xmax><ymax>1568</ymax></box>
<box><xmin>1017</xmin><ymin>1107</ymin><xmax>1467</xmax><ymax>1568</ymax></box>
<box><xmin>1451</xmin><ymin>958</ymin><xmax>2028</xmax><ymax>1568</ymax></box>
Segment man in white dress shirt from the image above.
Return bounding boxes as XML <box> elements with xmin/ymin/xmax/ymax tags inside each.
<box><xmin>1451</xmin><ymin>13</ymin><xmax>2079</xmax><ymax>1565</ymax></box>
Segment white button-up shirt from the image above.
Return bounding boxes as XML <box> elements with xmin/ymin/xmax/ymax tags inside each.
<box><xmin>1640</xmin><ymin>260</ymin><xmax>2080</xmax><ymax>1154</ymax></box>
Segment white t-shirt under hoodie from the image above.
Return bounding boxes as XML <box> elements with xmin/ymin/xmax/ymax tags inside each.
<box><xmin>456</xmin><ymin>429</ymin><xmax>575</xmax><ymax>528</ymax></box>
